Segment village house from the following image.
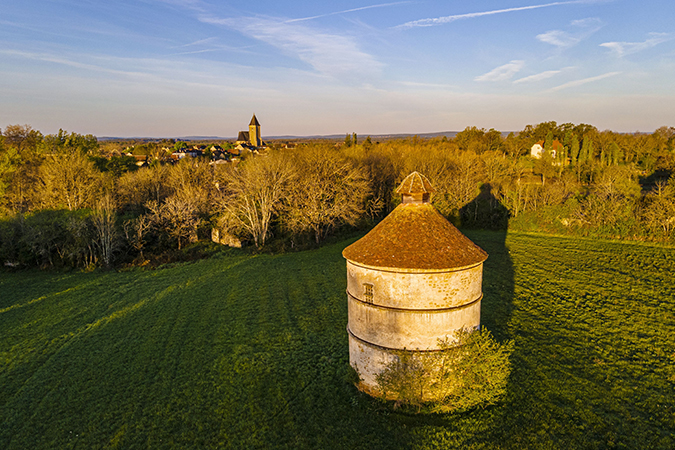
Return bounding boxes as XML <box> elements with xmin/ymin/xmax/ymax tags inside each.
<box><xmin>530</xmin><ymin>139</ymin><xmax>563</xmax><ymax>159</ymax></box>
<box><xmin>170</xmin><ymin>148</ymin><xmax>203</xmax><ymax>161</ymax></box>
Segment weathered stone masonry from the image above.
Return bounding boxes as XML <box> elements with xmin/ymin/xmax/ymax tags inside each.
<box><xmin>342</xmin><ymin>172</ymin><xmax>488</xmax><ymax>394</ymax></box>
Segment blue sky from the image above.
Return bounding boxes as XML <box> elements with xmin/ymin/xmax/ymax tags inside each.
<box><xmin>1</xmin><ymin>0</ymin><xmax>674</xmax><ymax>137</ymax></box>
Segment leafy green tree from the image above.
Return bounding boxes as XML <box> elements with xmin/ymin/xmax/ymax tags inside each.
<box><xmin>580</xmin><ymin>135</ymin><xmax>593</xmax><ymax>164</ymax></box>
<box><xmin>454</xmin><ymin>126</ymin><xmax>485</xmax><ymax>152</ymax></box>
<box><xmin>107</xmin><ymin>156</ymin><xmax>139</xmax><ymax>177</ymax></box>
<box><xmin>41</xmin><ymin>129</ymin><xmax>99</xmax><ymax>155</ymax></box>
<box><xmin>570</xmin><ymin>134</ymin><xmax>580</xmax><ymax>166</ymax></box>
<box><xmin>484</xmin><ymin>128</ymin><xmax>503</xmax><ymax>153</ymax></box>
<box><xmin>557</xmin><ymin>144</ymin><xmax>569</xmax><ymax>170</ymax></box>
<box><xmin>344</xmin><ymin>133</ymin><xmax>352</xmax><ymax>147</ymax></box>
<box><xmin>1</xmin><ymin>125</ymin><xmax>44</xmax><ymax>212</ymax></box>
<box><xmin>534</xmin><ymin>150</ymin><xmax>556</xmax><ymax>184</ymax></box>
<box><xmin>544</xmin><ymin>131</ymin><xmax>554</xmax><ymax>153</ymax></box>
<box><xmin>0</xmin><ymin>147</ymin><xmax>19</xmax><ymax>205</ymax></box>
<box><xmin>363</xmin><ymin>136</ymin><xmax>373</xmax><ymax>151</ymax></box>
<box><xmin>2</xmin><ymin>124</ymin><xmax>43</xmax><ymax>155</ymax></box>
<box><xmin>503</xmin><ymin>132</ymin><xmax>520</xmax><ymax>157</ymax></box>
<box><xmin>608</xmin><ymin>142</ymin><xmax>622</xmax><ymax>165</ymax></box>
<box><xmin>520</xmin><ymin>121</ymin><xmax>557</xmax><ymax>142</ymax></box>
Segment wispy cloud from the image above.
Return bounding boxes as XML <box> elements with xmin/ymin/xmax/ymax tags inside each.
<box><xmin>475</xmin><ymin>60</ymin><xmax>525</xmax><ymax>82</ymax></box>
<box><xmin>175</xmin><ymin>37</ymin><xmax>218</xmax><ymax>48</ymax></box>
<box><xmin>0</xmin><ymin>49</ymin><xmax>150</xmax><ymax>78</ymax></box>
<box><xmin>169</xmin><ymin>48</ymin><xmax>220</xmax><ymax>56</ymax></box>
<box><xmin>537</xmin><ymin>17</ymin><xmax>603</xmax><ymax>48</ymax></box>
<box><xmin>199</xmin><ymin>15</ymin><xmax>382</xmax><ymax>79</ymax></box>
<box><xmin>0</xmin><ymin>47</ymin><xmax>311</xmax><ymax>95</ymax></box>
<box><xmin>547</xmin><ymin>71</ymin><xmax>620</xmax><ymax>91</ymax></box>
<box><xmin>286</xmin><ymin>2</ymin><xmax>411</xmax><ymax>23</ymax></box>
<box><xmin>153</xmin><ymin>0</ymin><xmax>207</xmax><ymax>13</ymax></box>
<box><xmin>396</xmin><ymin>1</ymin><xmax>598</xmax><ymax>30</ymax></box>
<box><xmin>600</xmin><ymin>33</ymin><xmax>672</xmax><ymax>57</ymax></box>
<box><xmin>513</xmin><ymin>70</ymin><xmax>562</xmax><ymax>84</ymax></box>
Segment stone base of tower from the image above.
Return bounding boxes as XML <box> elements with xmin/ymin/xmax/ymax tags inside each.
<box><xmin>348</xmin><ymin>328</ymin><xmax>398</xmax><ymax>393</ymax></box>
<box><xmin>348</xmin><ymin>330</ymin><xmax>461</xmax><ymax>401</ymax></box>
<box><xmin>348</xmin><ymin>327</ymin><xmax>481</xmax><ymax>400</ymax></box>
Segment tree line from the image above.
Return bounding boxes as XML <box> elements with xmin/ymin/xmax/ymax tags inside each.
<box><xmin>1</xmin><ymin>121</ymin><xmax>674</xmax><ymax>269</ymax></box>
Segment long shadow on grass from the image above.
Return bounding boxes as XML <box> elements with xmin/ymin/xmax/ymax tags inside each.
<box><xmin>460</xmin><ymin>184</ymin><xmax>515</xmax><ymax>340</ymax></box>
<box><xmin>377</xmin><ymin>189</ymin><xmax>517</xmax><ymax>449</ymax></box>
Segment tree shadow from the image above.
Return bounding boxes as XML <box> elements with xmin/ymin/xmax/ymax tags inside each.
<box><xmin>457</xmin><ymin>183</ymin><xmax>514</xmax><ymax>338</ymax></box>
<box><xmin>459</xmin><ymin>183</ymin><xmax>510</xmax><ymax>230</ymax></box>
<box><xmin>639</xmin><ymin>168</ymin><xmax>672</xmax><ymax>193</ymax></box>
<box><xmin>391</xmin><ymin>187</ymin><xmax>517</xmax><ymax>447</ymax></box>
<box><xmin>458</xmin><ymin>187</ymin><xmax>517</xmax><ymax>446</ymax></box>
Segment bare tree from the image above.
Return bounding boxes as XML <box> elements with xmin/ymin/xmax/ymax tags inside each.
<box><xmin>2</xmin><ymin>124</ymin><xmax>42</xmax><ymax>155</ymax></box>
<box><xmin>166</xmin><ymin>158</ymin><xmax>214</xmax><ymax>215</ymax></box>
<box><xmin>39</xmin><ymin>152</ymin><xmax>103</xmax><ymax>211</ymax></box>
<box><xmin>124</xmin><ymin>214</ymin><xmax>151</xmax><ymax>260</ymax></box>
<box><xmin>118</xmin><ymin>164</ymin><xmax>170</xmax><ymax>211</ymax></box>
<box><xmin>643</xmin><ymin>179</ymin><xmax>675</xmax><ymax>238</ymax></box>
<box><xmin>218</xmin><ymin>152</ymin><xmax>295</xmax><ymax>248</ymax></box>
<box><xmin>92</xmin><ymin>193</ymin><xmax>119</xmax><ymax>267</ymax></box>
<box><xmin>285</xmin><ymin>145</ymin><xmax>370</xmax><ymax>243</ymax></box>
<box><xmin>147</xmin><ymin>195</ymin><xmax>201</xmax><ymax>250</ymax></box>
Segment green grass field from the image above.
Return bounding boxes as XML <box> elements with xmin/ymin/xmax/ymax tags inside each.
<box><xmin>1</xmin><ymin>231</ymin><xmax>674</xmax><ymax>449</ymax></box>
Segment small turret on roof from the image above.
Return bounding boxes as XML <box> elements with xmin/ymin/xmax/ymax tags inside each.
<box><xmin>342</xmin><ymin>172</ymin><xmax>487</xmax><ymax>270</ymax></box>
<box><xmin>396</xmin><ymin>171</ymin><xmax>435</xmax><ymax>204</ymax></box>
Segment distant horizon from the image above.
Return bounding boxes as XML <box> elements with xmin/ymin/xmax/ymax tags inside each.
<box><xmin>96</xmin><ymin>130</ymin><xmax>460</xmax><ymax>141</ymax></box>
<box><xmin>95</xmin><ymin>126</ymin><xmax>662</xmax><ymax>142</ymax></box>
<box><xmin>2</xmin><ymin>1</ymin><xmax>674</xmax><ymax>136</ymax></box>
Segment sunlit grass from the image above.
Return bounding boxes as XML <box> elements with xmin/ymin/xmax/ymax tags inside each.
<box><xmin>1</xmin><ymin>232</ymin><xmax>673</xmax><ymax>449</ymax></box>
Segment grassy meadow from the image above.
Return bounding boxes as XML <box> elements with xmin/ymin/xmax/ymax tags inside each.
<box><xmin>1</xmin><ymin>231</ymin><xmax>674</xmax><ymax>449</ymax></box>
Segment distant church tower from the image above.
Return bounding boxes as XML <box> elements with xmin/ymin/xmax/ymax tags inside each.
<box><xmin>235</xmin><ymin>114</ymin><xmax>263</xmax><ymax>149</ymax></box>
<box><xmin>342</xmin><ymin>172</ymin><xmax>488</xmax><ymax>397</ymax></box>
<box><xmin>249</xmin><ymin>114</ymin><xmax>261</xmax><ymax>147</ymax></box>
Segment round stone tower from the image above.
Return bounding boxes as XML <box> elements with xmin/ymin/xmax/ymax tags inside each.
<box><xmin>342</xmin><ymin>172</ymin><xmax>488</xmax><ymax>395</ymax></box>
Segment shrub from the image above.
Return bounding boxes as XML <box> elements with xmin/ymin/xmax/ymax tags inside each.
<box><xmin>375</xmin><ymin>327</ymin><xmax>513</xmax><ymax>413</ymax></box>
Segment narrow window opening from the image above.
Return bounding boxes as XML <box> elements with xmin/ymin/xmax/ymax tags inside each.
<box><xmin>363</xmin><ymin>283</ymin><xmax>374</xmax><ymax>304</ymax></box>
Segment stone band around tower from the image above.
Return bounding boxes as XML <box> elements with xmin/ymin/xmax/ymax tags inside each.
<box><xmin>342</xmin><ymin>172</ymin><xmax>488</xmax><ymax>396</ymax></box>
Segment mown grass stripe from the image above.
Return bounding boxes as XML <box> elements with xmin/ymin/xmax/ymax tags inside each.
<box><xmin>1</xmin><ymin>234</ymin><xmax>674</xmax><ymax>449</ymax></box>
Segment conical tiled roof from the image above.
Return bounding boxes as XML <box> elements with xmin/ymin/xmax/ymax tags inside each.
<box><xmin>343</xmin><ymin>203</ymin><xmax>487</xmax><ymax>270</ymax></box>
<box><xmin>343</xmin><ymin>172</ymin><xmax>487</xmax><ymax>270</ymax></box>
<box><xmin>249</xmin><ymin>114</ymin><xmax>260</xmax><ymax>126</ymax></box>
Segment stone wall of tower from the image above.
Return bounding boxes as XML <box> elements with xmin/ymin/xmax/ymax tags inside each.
<box><xmin>249</xmin><ymin>123</ymin><xmax>261</xmax><ymax>147</ymax></box>
<box><xmin>346</xmin><ymin>260</ymin><xmax>483</xmax><ymax>392</ymax></box>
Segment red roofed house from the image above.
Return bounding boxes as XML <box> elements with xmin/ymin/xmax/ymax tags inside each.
<box><xmin>531</xmin><ymin>139</ymin><xmax>563</xmax><ymax>159</ymax></box>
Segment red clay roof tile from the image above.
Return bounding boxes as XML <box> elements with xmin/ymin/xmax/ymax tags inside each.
<box><xmin>343</xmin><ymin>203</ymin><xmax>488</xmax><ymax>270</ymax></box>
